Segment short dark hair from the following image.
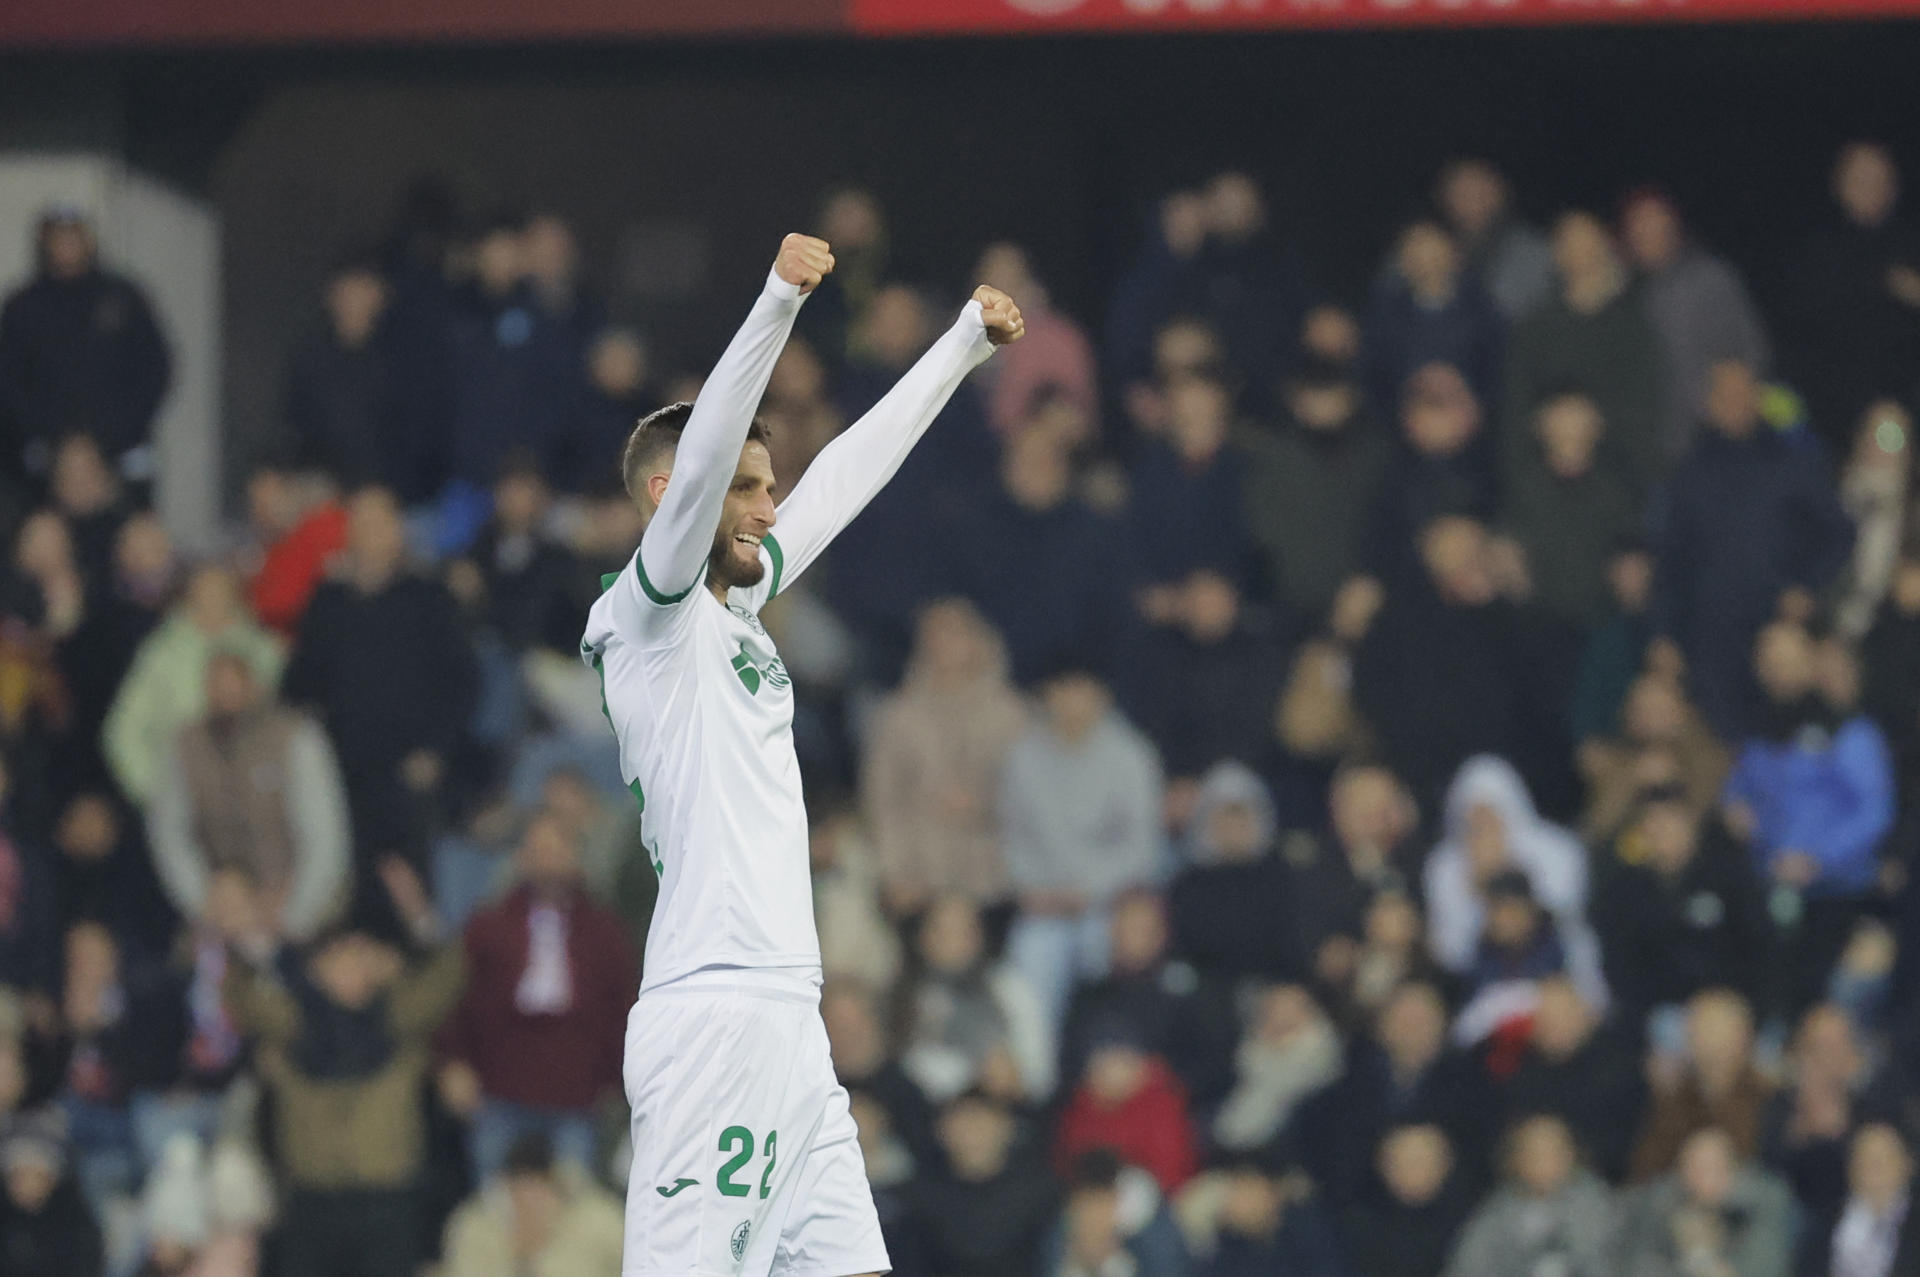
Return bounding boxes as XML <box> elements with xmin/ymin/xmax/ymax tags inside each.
<box><xmin>621</xmin><ymin>402</ymin><xmax>771</xmax><ymax>501</ymax></box>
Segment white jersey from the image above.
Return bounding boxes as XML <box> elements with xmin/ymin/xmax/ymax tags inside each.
<box><xmin>582</xmin><ymin>268</ymin><xmax>996</xmax><ymax>992</ymax></box>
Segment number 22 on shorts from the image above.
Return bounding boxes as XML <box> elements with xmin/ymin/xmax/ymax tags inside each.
<box><xmin>716</xmin><ymin>1125</ymin><xmax>778</xmax><ymax>1198</ymax></box>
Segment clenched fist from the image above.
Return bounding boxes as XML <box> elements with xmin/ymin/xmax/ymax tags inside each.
<box><xmin>972</xmin><ymin>285</ymin><xmax>1025</xmax><ymax>346</ymax></box>
<box><xmin>775</xmin><ymin>234</ymin><xmax>835</xmax><ymax>295</ymax></box>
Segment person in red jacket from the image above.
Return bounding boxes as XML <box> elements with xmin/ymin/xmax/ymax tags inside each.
<box><xmin>435</xmin><ymin>809</ymin><xmax>638</xmax><ymax>1183</ymax></box>
<box><xmin>1053</xmin><ymin>1020</ymin><xmax>1199</xmax><ymax>1194</ymax></box>
<box><xmin>245</xmin><ymin>465</ymin><xmax>350</xmax><ymax>637</ymax></box>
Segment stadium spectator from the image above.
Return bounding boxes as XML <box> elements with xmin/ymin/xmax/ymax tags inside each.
<box><xmin>899</xmin><ymin>895</ymin><xmax>1054</xmax><ymax>1105</ymax></box>
<box><xmin>282</xmin><ymin>486</ymin><xmax>478</xmax><ymax>929</ymax></box>
<box><xmin>1356</xmin><ymin>518</ymin><xmax>1531</xmax><ymax>807</ymax></box>
<box><xmin>1295</xmin><ymin>980</ymin><xmax>1488</xmax><ymax>1207</ymax></box>
<box><xmin>973</xmin><ymin>242</ymin><xmax>1099</xmax><ymax>439</ymax></box>
<box><xmin>0</xmin><ymin>757</ymin><xmax>59</xmax><ymax>996</ymax></box>
<box><xmin>810</xmin><ymin>803</ymin><xmax>902</xmax><ymax>991</ymax></box>
<box><xmin>1286</xmin><ymin>765</ymin><xmax>1423</xmax><ymax>982</ymax></box>
<box><xmin>1501</xmin><ymin>210</ymin><xmax>1666</xmax><ymax>488</ymax></box>
<box><xmin>1124</xmin><ymin>372</ymin><xmax>1255</xmax><ymax>602</ymax></box>
<box><xmin>1168</xmin><ymin>762</ymin><xmax>1300</xmax><ymax>985</ymax></box>
<box><xmin>1434</xmin><ymin>159</ymin><xmax>1556</xmax><ymax>323</ymax></box>
<box><xmin>50</xmin><ymin>792</ymin><xmax>174</xmax><ymax>963</ymax></box>
<box><xmin>1833</xmin><ymin>399</ymin><xmax>1917</xmax><ymax>640</ymax></box>
<box><xmin>1861</xmin><ymin>555</ymin><xmax>1920</xmax><ymax>821</ymax></box>
<box><xmin>1818</xmin><ymin>1123</ymin><xmax>1920</xmax><ymax>1277</ymax></box>
<box><xmin>1577</xmin><ymin>671</ymin><xmax>1731</xmax><ymax>848</ymax></box>
<box><xmin>1042</xmin><ymin>1150</ymin><xmax>1190</xmax><ymax>1277</ymax></box>
<box><xmin>1724</xmin><ymin>622</ymin><xmax>1895</xmax><ymax>1013</ymax></box>
<box><xmin>1789</xmin><ymin>141</ymin><xmax>1920</xmax><ymax>454</ymax></box>
<box><xmin>1502</xmin><ymin>976</ymin><xmax>1646</xmax><ymax>1182</ymax></box>
<box><xmin>862</xmin><ymin>599</ymin><xmax>1027</xmax><ymax>914</ymax></box>
<box><xmin>1594</xmin><ymin>785</ymin><xmax>1767</xmax><ymax>1028</ymax></box>
<box><xmin>824</xmin><ymin>981</ymin><xmax>939</xmax><ymax>1170</ymax></box>
<box><xmin>1501</xmin><ymin>390</ymin><xmax>1642</xmax><ymax>631</ymax></box>
<box><xmin>1363</xmin><ymin>362</ymin><xmax>1498</xmax><ymax>590</ymax></box>
<box><xmin>1339</xmin><ymin>1124</ymin><xmax>1474</xmax><ymax>1277</ymax></box>
<box><xmin>284</xmin><ymin>254</ymin><xmax>402</xmax><ymax>492</ymax></box>
<box><xmin>1210</xmin><ymin>984</ymin><xmax>1342</xmax><ymax>1161</ymax></box>
<box><xmin>47</xmin><ymin>434</ymin><xmax>130</xmax><ymax>587</ymax></box>
<box><xmin>102</xmin><ymin>564</ymin><xmax>284</xmax><ymax>809</ymax></box>
<box><xmin>909</xmin><ymin>1089</ymin><xmax>1061</xmax><ymax>1277</ymax></box>
<box><xmin>243</xmin><ymin>465</ymin><xmax>348</xmax><ymax>638</ymax></box>
<box><xmin>1239</xmin><ymin>355</ymin><xmax>1389</xmax><ymax>622</ymax></box>
<box><xmin>0</xmin><ymin>1108</ymin><xmax>104</xmax><ymax>1277</ymax></box>
<box><xmin>147</xmin><ymin>651</ymin><xmax>350</xmax><ymax>945</ymax></box>
<box><xmin>222</xmin><ymin>861</ymin><xmax>462</xmax><ymax>1277</ymax></box>
<box><xmin>1114</xmin><ymin>568</ymin><xmax>1288</xmax><ymax>787</ymax></box>
<box><xmin>1182</xmin><ymin>1155</ymin><xmax>1344</xmax><ymax>1277</ymax></box>
<box><xmin>1630</xmin><ymin>990</ymin><xmax>1772</xmax><ymax>1182</ymax></box>
<box><xmin>1060</xmin><ymin>889</ymin><xmax>1236</xmax><ymax>1113</ymax></box>
<box><xmin>1441</xmin><ymin>1114</ymin><xmax>1618</xmax><ymax>1277</ymax></box>
<box><xmin>1052</xmin><ymin>1023</ymin><xmax>1199</xmax><ymax>1194</ymax></box>
<box><xmin>435</xmin><ymin>811</ymin><xmax>636</xmax><ymax>1183</ymax></box>
<box><xmin>1364</xmin><ymin>218</ymin><xmax>1504</xmax><ymax>416</ymax></box>
<box><xmin>0</xmin><ymin>209</ymin><xmax>170</xmax><ymax>482</ymax></box>
<box><xmin>1620</xmin><ymin>188</ymin><xmax>1771</xmax><ymax>467</ymax></box>
<box><xmin>566</xmin><ymin>327</ymin><xmax>653</xmax><ymax>492</ymax></box>
<box><xmin>1761</xmin><ymin>1005</ymin><xmax>1901</xmax><ymax>1266</ymax></box>
<box><xmin>1654</xmin><ymin>359</ymin><xmax>1855</xmax><ymax>738</ymax></box>
<box><xmin>1569</xmin><ymin>539</ymin><xmax>1658</xmax><ymax>751</ymax></box>
<box><xmin>999</xmin><ymin>665</ymin><xmax>1162</xmax><ymax>1034</ymax></box>
<box><xmin>439</xmin><ymin>1131</ymin><xmax>623</xmax><ymax>1277</ymax></box>
<box><xmin>1618</xmin><ymin>1127</ymin><xmax>1793</xmax><ymax>1277</ymax></box>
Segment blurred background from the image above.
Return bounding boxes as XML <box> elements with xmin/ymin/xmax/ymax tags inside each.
<box><xmin>3</xmin><ymin>4</ymin><xmax>1920</xmax><ymax>1276</ymax></box>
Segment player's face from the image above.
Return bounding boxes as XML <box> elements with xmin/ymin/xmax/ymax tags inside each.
<box><xmin>708</xmin><ymin>441</ymin><xmax>777</xmax><ymax>590</ymax></box>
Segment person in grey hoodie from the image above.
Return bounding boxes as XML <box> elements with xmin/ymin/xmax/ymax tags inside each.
<box><xmin>1621</xmin><ymin>1127</ymin><xmax>1793</xmax><ymax>1277</ymax></box>
<box><xmin>999</xmin><ymin>663</ymin><xmax>1165</xmax><ymax>1038</ymax></box>
<box><xmin>1443</xmin><ymin>1114</ymin><xmax>1619</xmax><ymax>1277</ymax></box>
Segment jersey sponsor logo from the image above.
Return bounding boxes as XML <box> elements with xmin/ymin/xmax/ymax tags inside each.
<box><xmin>730</xmin><ymin>1220</ymin><xmax>752</xmax><ymax>1263</ymax></box>
<box><xmin>656</xmin><ymin>1177</ymin><xmax>699</xmax><ymax>1197</ymax></box>
<box><xmin>730</xmin><ymin>643</ymin><xmax>791</xmax><ymax>696</ymax></box>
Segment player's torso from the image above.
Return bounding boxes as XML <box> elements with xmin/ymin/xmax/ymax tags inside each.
<box><xmin>599</xmin><ymin>585</ymin><xmax>819</xmax><ymax>990</ymax></box>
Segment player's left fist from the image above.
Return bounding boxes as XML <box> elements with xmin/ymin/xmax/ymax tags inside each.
<box><xmin>973</xmin><ymin>285</ymin><xmax>1025</xmax><ymax>346</ymax></box>
<box><xmin>775</xmin><ymin>234</ymin><xmax>835</xmax><ymax>295</ymax></box>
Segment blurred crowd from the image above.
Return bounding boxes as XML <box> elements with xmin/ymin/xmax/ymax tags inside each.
<box><xmin>0</xmin><ymin>139</ymin><xmax>1918</xmax><ymax>1277</ymax></box>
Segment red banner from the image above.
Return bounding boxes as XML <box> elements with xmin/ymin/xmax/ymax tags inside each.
<box><xmin>0</xmin><ymin>0</ymin><xmax>840</xmax><ymax>48</ymax></box>
<box><xmin>852</xmin><ymin>0</ymin><xmax>1920</xmax><ymax>31</ymax></box>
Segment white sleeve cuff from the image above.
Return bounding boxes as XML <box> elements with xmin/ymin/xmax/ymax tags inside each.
<box><xmin>764</xmin><ymin>267</ymin><xmax>805</xmax><ymax>303</ymax></box>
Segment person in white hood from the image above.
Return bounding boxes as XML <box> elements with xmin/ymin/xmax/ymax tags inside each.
<box><xmin>1423</xmin><ymin>755</ymin><xmax>1607</xmax><ymax>1035</ymax></box>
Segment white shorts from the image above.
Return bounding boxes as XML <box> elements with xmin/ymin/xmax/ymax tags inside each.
<box><xmin>622</xmin><ymin>973</ymin><xmax>891</xmax><ymax>1277</ymax></box>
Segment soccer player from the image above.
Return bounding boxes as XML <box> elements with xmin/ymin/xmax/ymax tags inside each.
<box><xmin>582</xmin><ymin>233</ymin><xmax>1022</xmax><ymax>1277</ymax></box>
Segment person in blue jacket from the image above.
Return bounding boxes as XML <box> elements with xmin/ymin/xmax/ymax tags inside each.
<box><xmin>1722</xmin><ymin>621</ymin><xmax>1894</xmax><ymax>1016</ymax></box>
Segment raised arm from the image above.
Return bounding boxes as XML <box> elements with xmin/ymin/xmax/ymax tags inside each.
<box><xmin>629</xmin><ymin>235</ymin><xmax>832</xmax><ymax>605</ymax></box>
<box><xmin>764</xmin><ymin>285</ymin><xmax>1024</xmax><ymax>596</ymax></box>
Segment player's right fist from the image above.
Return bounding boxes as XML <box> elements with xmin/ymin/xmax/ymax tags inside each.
<box><xmin>775</xmin><ymin>234</ymin><xmax>835</xmax><ymax>295</ymax></box>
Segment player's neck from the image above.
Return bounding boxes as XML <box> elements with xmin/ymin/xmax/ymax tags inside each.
<box><xmin>706</xmin><ymin>578</ymin><xmax>731</xmax><ymax>605</ymax></box>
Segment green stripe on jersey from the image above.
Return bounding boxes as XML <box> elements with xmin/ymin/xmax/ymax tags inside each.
<box><xmin>632</xmin><ymin>557</ymin><xmax>695</xmax><ymax>606</ymax></box>
<box><xmin>764</xmin><ymin>532</ymin><xmax>785</xmax><ymax>599</ymax></box>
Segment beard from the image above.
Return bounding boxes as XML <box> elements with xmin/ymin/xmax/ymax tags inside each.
<box><xmin>707</xmin><ymin>529</ymin><xmax>767</xmax><ymax>591</ymax></box>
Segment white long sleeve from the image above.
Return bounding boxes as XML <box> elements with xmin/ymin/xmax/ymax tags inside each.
<box><xmin>609</xmin><ymin>268</ymin><xmax>805</xmax><ymax>629</ymax></box>
<box><xmin>764</xmin><ymin>300</ymin><xmax>996</xmax><ymax>595</ymax></box>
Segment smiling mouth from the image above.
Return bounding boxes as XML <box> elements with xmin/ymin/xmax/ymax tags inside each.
<box><xmin>733</xmin><ymin>533</ymin><xmax>762</xmax><ymax>550</ymax></box>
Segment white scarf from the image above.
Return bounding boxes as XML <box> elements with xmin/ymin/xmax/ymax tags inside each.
<box><xmin>515</xmin><ymin>902</ymin><xmax>574</xmax><ymax>1014</ymax></box>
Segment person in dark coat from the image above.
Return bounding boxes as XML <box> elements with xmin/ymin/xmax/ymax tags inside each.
<box><xmin>1296</xmin><ymin>981</ymin><xmax>1492</xmax><ymax>1206</ymax></box>
<box><xmin>1364</xmin><ymin>363</ymin><xmax>1499</xmax><ymax>591</ymax></box>
<box><xmin>0</xmin><ymin>1112</ymin><xmax>104</xmax><ymax>1277</ymax></box>
<box><xmin>1654</xmin><ymin>360</ymin><xmax>1855</xmax><ymax>739</ymax></box>
<box><xmin>1285</xmin><ymin>766</ymin><xmax>1425</xmax><ymax>977</ymax></box>
<box><xmin>1789</xmin><ymin>143</ymin><xmax>1920</xmax><ymax>455</ymax></box>
<box><xmin>0</xmin><ymin>755</ymin><xmax>59</xmax><ymax>997</ymax></box>
<box><xmin>1195</xmin><ymin>1157</ymin><xmax>1345</xmax><ymax>1277</ymax></box>
<box><xmin>285</xmin><ymin>254</ymin><xmax>409</xmax><ymax>493</ymax></box>
<box><xmin>1594</xmin><ymin>786</ymin><xmax>1770</xmax><ymax>1028</ymax></box>
<box><xmin>909</xmin><ymin>1091</ymin><xmax>1061</xmax><ymax>1277</ymax></box>
<box><xmin>0</xmin><ymin>209</ymin><xmax>169</xmax><ymax>482</ymax></box>
<box><xmin>937</xmin><ymin>428</ymin><xmax>1119</xmax><ymax>686</ymax></box>
<box><xmin>1339</xmin><ymin>1124</ymin><xmax>1475</xmax><ymax>1277</ymax></box>
<box><xmin>1240</xmin><ymin>357</ymin><xmax>1391</xmax><ymax>623</ymax></box>
<box><xmin>443</xmin><ymin>215</ymin><xmax>571</xmax><ymax>491</ymax></box>
<box><xmin>1363</xmin><ymin>219</ymin><xmax>1504</xmax><ymax>418</ymax></box>
<box><xmin>282</xmin><ymin>487</ymin><xmax>479</xmax><ymax>926</ymax></box>
<box><xmin>446</xmin><ymin>460</ymin><xmax>583</xmax><ymax>658</ymax></box>
<box><xmin>823</xmin><ymin>981</ymin><xmax>940</xmax><ymax>1172</ymax></box>
<box><xmin>1502</xmin><ymin>975</ymin><xmax>1648</xmax><ymax>1182</ymax></box>
<box><xmin>1105</xmin><ymin>175</ymin><xmax>1311</xmax><ymax>412</ymax></box>
<box><xmin>1569</xmin><ymin>540</ymin><xmax>1656</xmax><ymax>751</ymax></box>
<box><xmin>1168</xmin><ymin>764</ymin><xmax>1303</xmax><ymax>985</ymax></box>
<box><xmin>1114</xmin><ymin>569</ymin><xmax>1288</xmax><ymax>786</ymax></box>
<box><xmin>1125</xmin><ymin>373</ymin><xmax>1255</xmax><ymax>596</ymax></box>
<box><xmin>1501</xmin><ymin>211</ymin><xmax>1666</xmax><ymax>490</ymax></box>
<box><xmin>1354</xmin><ymin>515</ymin><xmax>1529</xmax><ymax>811</ymax></box>
<box><xmin>1060</xmin><ymin>889</ymin><xmax>1238</xmax><ymax>1113</ymax></box>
